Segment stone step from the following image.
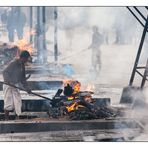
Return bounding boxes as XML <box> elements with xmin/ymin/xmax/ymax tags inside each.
<box><xmin>0</xmin><ymin>118</ymin><xmax>142</xmax><ymax>134</ymax></box>
<box><xmin>0</xmin><ymin>128</ymin><xmax>141</xmax><ymax>141</ymax></box>
<box><xmin>0</xmin><ymin>98</ymin><xmax>110</xmax><ymax>112</ymax></box>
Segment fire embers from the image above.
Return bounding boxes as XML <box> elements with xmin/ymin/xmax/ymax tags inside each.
<box><xmin>65</xmin><ymin>91</ymin><xmax>94</xmax><ymax>113</ymax></box>
<box><xmin>62</xmin><ymin>80</ymin><xmax>82</xmax><ymax>113</ymax></box>
<box><xmin>66</xmin><ymin>92</ymin><xmax>97</xmax><ymax>120</ymax></box>
<box><xmin>63</xmin><ymin>80</ymin><xmax>86</xmax><ymax>113</ymax></box>
<box><xmin>68</xmin><ymin>108</ymin><xmax>97</xmax><ymax>120</ymax></box>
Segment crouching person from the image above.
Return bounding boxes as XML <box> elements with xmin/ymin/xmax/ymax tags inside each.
<box><xmin>2</xmin><ymin>50</ymin><xmax>32</xmax><ymax>120</ymax></box>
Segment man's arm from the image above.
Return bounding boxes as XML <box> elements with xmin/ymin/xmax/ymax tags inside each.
<box><xmin>21</xmin><ymin>64</ymin><xmax>31</xmax><ymax>94</ymax></box>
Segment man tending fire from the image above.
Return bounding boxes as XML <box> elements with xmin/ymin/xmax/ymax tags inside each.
<box><xmin>2</xmin><ymin>49</ymin><xmax>32</xmax><ymax>120</ymax></box>
<box><xmin>88</xmin><ymin>26</ymin><xmax>104</xmax><ymax>80</ymax></box>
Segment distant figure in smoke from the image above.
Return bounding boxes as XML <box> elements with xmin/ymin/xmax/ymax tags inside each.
<box><xmin>6</xmin><ymin>7</ymin><xmax>26</xmax><ymax>42</ymax></box>
<box><xmin>1</xmin><ymin>9</ymin><xmax>8</xmax><ymax>26</ymax></box>
<box><xmin>88</xmin><ymin>26</ymin><xmax>104</xmax><ymax>75</ymax></box>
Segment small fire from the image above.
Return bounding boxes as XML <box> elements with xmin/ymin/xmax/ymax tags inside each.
<box><xmin>71</xmin><ymin>81</ymin><xmax>81</xmax><ymax>94</ymax></box>
<box><xmin>63</xmin><ymin>79</ymin><xmax>81</xmax><ymax>94</ymax></box>
<box><xmin>15</xmin><ymin>29</ymin><xmax>36</xmax><ymax>56</ymax></box>
<box><xmin>85</xmin><ymin>84</ymin><xmax>95</xmax><ymax>92</ymax></box>
<box><xmin>66</xmin><ymin>102</ymin><xmax>84</xmax><ymax>113</ymax></box>
<box><xmin>63</xmin><ymin>79</ymin><xmax>73</xmax><ymax>87</ymax></box>
<box><xmin>63</xmin><ymin>80</ymin><xmax>94</xmax><ymax>113</ymax></box>
<box><xmin>67</xmin><ymin>96</ymin><xmax>74</xmax><ymax>101</ymax></box>
<box><xmin>66</xmin><ymin>102</ymin><xmax>78</xmax><ymax>112</ymax></box>
<box><xmin>16</xmin><ymin>39</ymin><xmax>33</xmax><ymax>55</ymax></box>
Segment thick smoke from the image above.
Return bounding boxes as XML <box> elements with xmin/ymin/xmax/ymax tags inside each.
<box><xmin>47</xmin><ymin>7</ymin><xmax>147</xmax><ymax>104</ymax></box>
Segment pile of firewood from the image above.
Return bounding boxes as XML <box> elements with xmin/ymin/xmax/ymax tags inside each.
<box><xmin>47</xmin><ymin>80</ymin><xmax>117</xmax><ymax>120</ymax></box>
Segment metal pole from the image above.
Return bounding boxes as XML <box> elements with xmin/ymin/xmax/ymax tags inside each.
<box><xmin>129</xmin><ymin>16</ymin><xmax>148</xmax><ymax>86</ymax></box>
<box><xmin>126</xmin><ymin>7</ymin><xmax>145</xmax><ymax>28</ymax></box>
<box><xmin>42</xmin><ymin>6</ymin><xmax>47</xmax><ymax>63</ymax></box>
<box><xmin>37</xmin><ymin>6</ymin><xmax>41</xmax><ymax>62</ymax></box>
<box><xmin>54</xmin><ymin>7</ymin><xmax>58</xmax><ymax>62</ymax></box>
<box><xmin>145</xmin><ymin>7</ymin><xmax>148</xmax><ymax>11</ymax></box>
<box><xmin>133</xmin><ymin>7</ymin><xmax>147</xmax><ymax>22</ymax></box>
<box><xmin>0</xmin><ymin>81</ymin><xmax>52</xmax><ymax>101</ymax></box>
<box><xmin>29</xmin><ymin>6</ymin><xmax>33</xmax><ymax>43</ymax></box>
<box><xmin>141</xmin><ymin>59</ymin><xmax>148</xmax><ymax>88</ymax></box>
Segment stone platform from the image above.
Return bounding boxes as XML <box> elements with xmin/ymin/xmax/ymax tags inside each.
<box><xmin>0</xmin><ymin>98</ymin><xmax>111</xmax><ymax>112</ymax></box>
<box><xmin>0</xmin><ymin>117</ymin><xmax>143</xmax><ymax>141</ymax></box>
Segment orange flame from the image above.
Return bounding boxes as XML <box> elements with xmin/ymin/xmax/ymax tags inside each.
<box><xmin>66</xmin><ymin>102</ymin><xmax>78</xmax><ymax>112</ymax></box>
<box><xmin>16</xmin><ymin>39</ymin><xmax>33</xmax><ymax>55</ymax></box>
<box><xmin>85</xmin><ymin>84</ymin><xmax>95</xmax><ymax>92</ymax></box>
<box><xmin>66</xmin><ymin>101</ymin><xmax>85</xmax><ymax>112</ymax></box>
<box><xmin>67</xmin><ymin>96</ymin><xmax>75</xmax><ymax>101</ymax></box>
<box><xmin>63</xmin><ymin>79</ymin><xmax>81</xmax><ymax>94</ymax></box>
<box><xmin>63</xmin><ymin>79</ymin><xmax>73</xmax><ymax>87</ymax></box>
<box><xmin>73</xmin><ymin>82</ymin><xmax>81</xmax><ymax>94</ymax></box>
<box><xmin>15</xmin><ymin>29</ymin><xmax>36</xmax><ymax>56</ymax></box>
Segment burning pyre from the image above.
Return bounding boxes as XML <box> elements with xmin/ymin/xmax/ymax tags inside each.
<box><xmin>0</xmin><ymin>29</ymin><xmax>35</xmax><ymax>66</ymax></box>
<box><xmin>48</xmin><ymin>80</ymin><xmax>117</xmax><ymax>120</ymax></box>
